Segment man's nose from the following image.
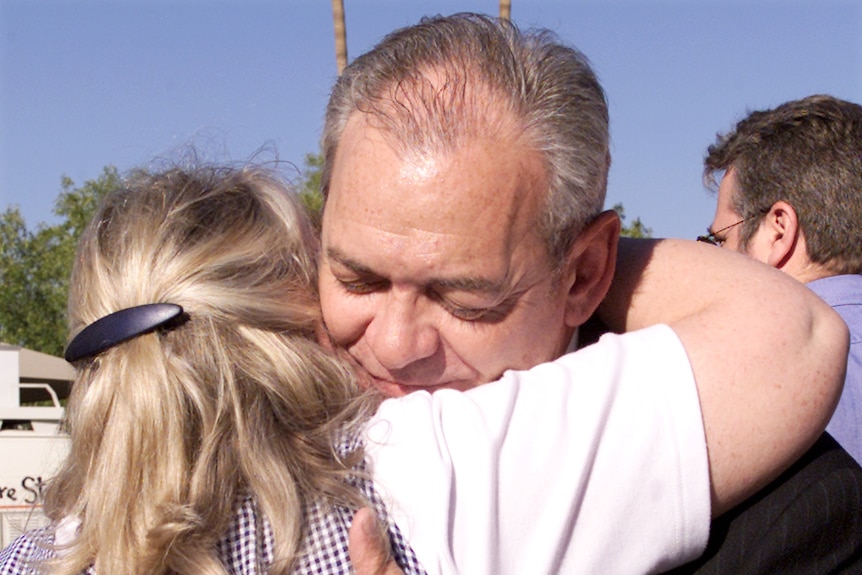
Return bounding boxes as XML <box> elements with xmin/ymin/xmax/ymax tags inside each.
<box><xmin>364</xmin><ymin>289</ymin><xmax>440</xmax><ymax>371</ymax></box>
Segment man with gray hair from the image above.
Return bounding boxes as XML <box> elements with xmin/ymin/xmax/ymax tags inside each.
<box><xmin>317</xmin><ymin>14</ymin><xmax>860</xmax><ymax>573</ymax></box>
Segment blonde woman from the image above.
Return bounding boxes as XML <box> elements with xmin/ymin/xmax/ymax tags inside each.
<box><xmin>0</xmin><ymin>164</ymin><xmax>422</xmax><ymax>575</ymax></box>
<box><xmin>0</xmin><ymin>162</ymin><xmax>847</xmax><ymax>575</ymax></box>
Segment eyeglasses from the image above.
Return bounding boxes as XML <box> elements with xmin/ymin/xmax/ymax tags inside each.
<box><xmin>696</xmin><ymin>213</ymin><xmax>763</xmax><ymax>247</ymax></box>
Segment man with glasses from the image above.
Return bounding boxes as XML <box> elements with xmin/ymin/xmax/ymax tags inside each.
<box><xmin>700</xmin><ymin>94</ymin><xmax>862</xmax><ymax>464</ymax></box>
<box><xmin>675</xmin><ymin>94</ymin><xmax>862</xmax><ymax>574</ymax></box>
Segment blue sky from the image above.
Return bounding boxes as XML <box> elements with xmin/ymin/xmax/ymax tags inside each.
<box><xmin>1</xmin><ymin>0</ymin><xmax>860</xmax><ymax>240</ymax></box>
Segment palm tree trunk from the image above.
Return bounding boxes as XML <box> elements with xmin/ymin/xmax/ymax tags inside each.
<box><xmin>499</xmin><ymin>0</ymin><xmax>511</xmax><ymax>21</ymax></box>
<box><xmin>332</xmin><ymin>0</ymin><xmax>348</xmax><ymax>75</ymax></box>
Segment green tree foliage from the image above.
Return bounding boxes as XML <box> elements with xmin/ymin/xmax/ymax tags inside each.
<box><xmin>0</xmin><ymin>167</ymin><xmax>119</xmax><ymax>356</ymax></box>
<box><xmin>612</xmin><ymin>202</ymin><xmax>653</xmax><ymax>239</ymax></box>
<box><xmin>298</xmin><ymin>152</ymin><xmax>325</xmax><ymax>231</ymax></box>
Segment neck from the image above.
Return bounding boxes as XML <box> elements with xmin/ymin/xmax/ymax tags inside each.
<box><xmin>779</xmin><ymin>257</ymin><xmax>833</xmax><ymax>284</ymax></box>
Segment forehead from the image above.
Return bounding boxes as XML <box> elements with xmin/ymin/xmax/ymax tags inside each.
<box><xmin>323</xmin><ymin>114</ymin><xmax>549</xmax><ymax>276</ymax></box>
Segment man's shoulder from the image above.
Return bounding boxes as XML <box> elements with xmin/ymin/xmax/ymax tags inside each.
<box><xmin>807</xmin><ymin>274</ymin><xmax>862</xmax><ymax>308</ymax></box>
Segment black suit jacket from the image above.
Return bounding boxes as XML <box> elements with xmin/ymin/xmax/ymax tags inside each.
<box><xmin>666</xmin><ymin>433</ymin><xmax>862</xmax><ymax>574</ymax></box>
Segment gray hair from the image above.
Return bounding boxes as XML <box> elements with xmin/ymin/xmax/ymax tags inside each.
<box><xmin>321</xmin><ymin>13</ymin><xmax>610</xmax><ymax>264</ymax></box>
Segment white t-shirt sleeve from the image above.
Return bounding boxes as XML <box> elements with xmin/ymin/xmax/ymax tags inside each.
<box><xmin>365</xmin><ymin>324</ymin><xmax>710</xmax><ymax>575</ymax></box>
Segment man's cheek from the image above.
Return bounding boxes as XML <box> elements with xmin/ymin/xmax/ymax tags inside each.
<box><xmin>321</xmin><ymin>297</ymin><xmax>367</xmax><ymax>346</ymax></box>
<box><xmin>319</xmin><ymin>286</ymin><xmax>345</xmax><ymax>335</ymax></box>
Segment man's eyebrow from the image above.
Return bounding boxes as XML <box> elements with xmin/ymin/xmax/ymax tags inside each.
<box><xmin>325</xmin><ymin>247</ymin><xmax>378</xmax><ymax>276</ymax></box>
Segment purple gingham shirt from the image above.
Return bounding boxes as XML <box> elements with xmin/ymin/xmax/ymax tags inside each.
<box><xmin>0</xmin><ymin>455</ymin><xmax>426</xmax><ymax>575</ymax></box>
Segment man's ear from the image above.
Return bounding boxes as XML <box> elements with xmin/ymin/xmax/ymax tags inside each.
<box><xmin>562</xmin><ymin>210</ymin><xmax>620</xmax><ymax>329</ymax></box>
<box><xmin>760</xmin><ymin>201</ymin><xmax>800</xmax><ymax>269</ymax></box>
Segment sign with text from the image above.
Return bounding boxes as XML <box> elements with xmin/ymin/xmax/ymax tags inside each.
<box><xmin>0</xmin><ymin>432</ymin><xmax>69</xmax><ymax>547</ymax></box>
<box><xmin>0</xmin><ymin>433</ymin><xmax>69</xmax><ymax>509</ymax></box>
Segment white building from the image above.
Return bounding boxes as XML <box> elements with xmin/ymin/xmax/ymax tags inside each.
<box><xmin>0</xmin><ymin>344</ymin><xmax>71</xmax><ymax>547</ymax></box>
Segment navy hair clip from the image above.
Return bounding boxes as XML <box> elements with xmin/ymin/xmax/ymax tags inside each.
<box><xmin>64</xmin><ymin>303</ymin><xmax>186</xmax><ymax>363</ymax></box>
